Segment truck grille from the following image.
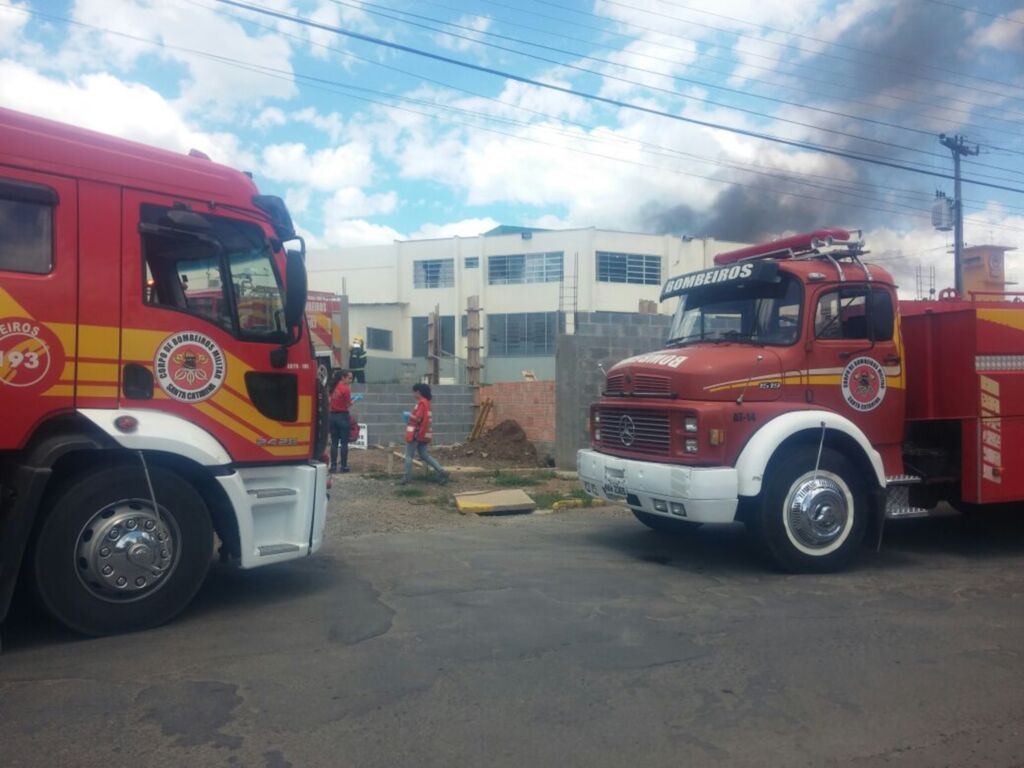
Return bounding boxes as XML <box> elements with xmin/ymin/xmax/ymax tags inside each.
<box><xmin>606</xmin><ymin>373</ymin><xmax>626</xmax><ymax>393</ymax></box>
<box><xmin>598</xmin><ymin>408</ymin><xmax>671</xmax><ymax>454</ymax></box>
<box><xmin>633</xmin><ymin>374</ymin><xmax>670</xmax><ymax>394</ymax></box>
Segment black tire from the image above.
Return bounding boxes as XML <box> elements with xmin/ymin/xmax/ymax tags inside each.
<box><xmin>749</xmin><ymin>445</ymin><xmax>867</xmax><ymax>573</ymax></box>
<box><xmin>32</xmin><ymin>464</ymin><xmax>213</xmax><ymax>636</ymax></box>
<box><xmin>632</xmin><ymin>508</ymin><xmax>702</xmax><ymax>535</ymax></box>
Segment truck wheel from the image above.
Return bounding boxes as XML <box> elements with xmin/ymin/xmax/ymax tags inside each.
<box><xmin>751</xmin><ymin>446</ymin><xmax>867</xmax><ymax>573</ymax></box>
<box><xmin>32</xmin><ymin>464</ymin><xmax>213</xmax><ymax>636</ymax></box>
<box><xmin>632</xmin><ymin>509</ymin><xmax>702</xmax><ymax>535</ymax></box>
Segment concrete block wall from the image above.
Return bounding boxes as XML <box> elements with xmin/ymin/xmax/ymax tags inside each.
<box><xmin>554</xmin><ymin>311</ymin><xmax>673</xmax><ymax>468</ymax></box>
<box><xmin>477</xmin><ymin>381</ymin><xmax>556</xmax><ymax>458</ymax></box>
<box><xmin>350</xmin><ymin>384</ymin><xmax>476</xmax><ymax>446</ymax></box>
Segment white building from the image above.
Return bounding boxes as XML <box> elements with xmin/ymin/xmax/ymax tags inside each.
<box><xmin>306</xmin><ymin>225</ymin><xmax>746</xmax><ymax>383</ymax></box>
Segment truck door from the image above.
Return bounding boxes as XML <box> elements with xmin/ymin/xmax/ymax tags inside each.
<box><xmin>0</xmin><ymin>169</ymin><xmax>77</xmax><ymax>450</ymax></box>
<box><xmin>119</xmin><ymin>190</ymin><xmax>315</xmax><ymax>463</ymax></box>
<box><xmin>807</xmin><ymin>283</ymin><xmax>905</xmax><ymax>461</ymax></box>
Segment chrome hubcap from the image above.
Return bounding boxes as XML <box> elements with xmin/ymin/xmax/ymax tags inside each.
<box><xmin>76</xmin><ymin>500</ymin><xmax>178</xmax><ymax>602</ymax></box>
<box><xmin>785</xmin><ymin>473</ymin><xmax>850</xmax><ymax>551</ymax></box>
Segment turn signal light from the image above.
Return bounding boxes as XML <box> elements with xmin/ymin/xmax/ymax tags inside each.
<box><xmin>709</xmin><ymin>429</ymin><xmax>725</xmax><ymax>446</ymax></box>
<box><xmin>114</xmin><ymin>415</ymin><xmax>139</xmax><ymax>433</ymax></box>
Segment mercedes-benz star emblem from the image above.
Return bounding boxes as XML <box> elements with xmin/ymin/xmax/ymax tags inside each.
<box><xmin>619</xmin><ymin>415</ymin><xmax>636</xmax><ymax>447</ymax></box>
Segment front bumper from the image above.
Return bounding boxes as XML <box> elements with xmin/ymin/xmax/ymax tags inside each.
<box><xmin>577</xmin><ymin>449</ymin><xmax>738</xmax><ymax>524</ymax></box>
<box><xmin>216</xmin><ymin>461</ymin><xmax>328</xmax><ymax>568</ymax></box>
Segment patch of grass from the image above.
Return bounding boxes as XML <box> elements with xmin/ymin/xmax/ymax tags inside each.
<box><xmin>364</xmin><ymin>471</ymin><xmax>393</xmax><ymax>481</ymax></box>
<box><xmin>394</xmin><ymin>487</ymin><xmax>426</xmax><ymax>498</ymax></box>
<box><xmin>491</xmin><ymin>470</ymin><xmax>556</xmax><ymax>487</ymax></box>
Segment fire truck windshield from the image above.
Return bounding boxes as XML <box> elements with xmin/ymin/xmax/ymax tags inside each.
<box><xmin>666</xmin><ymin>272</ymin><xmax>803</xmax><ymax>347</ymax></box>
<box><xmin>143</xmin><ymin>205</ymin><xmax>287</xmax><ymax>340</ymax></box>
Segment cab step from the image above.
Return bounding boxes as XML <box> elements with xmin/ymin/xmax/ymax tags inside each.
<box><xmin>884</xmin><ymin>479</ymin><xmax>930</xmax><ymax>519</ymax></box>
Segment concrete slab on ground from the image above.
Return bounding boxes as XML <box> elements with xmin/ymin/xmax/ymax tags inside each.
<box><xmin>455</xmin><ymin>488</ymin><xmax>537</xmax><ymax>515</ymax></box>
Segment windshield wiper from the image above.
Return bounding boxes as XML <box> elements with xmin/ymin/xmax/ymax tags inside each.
<box><xmin>712</xmin><ymin>330</ymin><xmax>757</xmax><ymax>343</ymax></box>
<box><xmin>665</xmin><ymin>333</ymin><xmax>704</xmax><ymax>347</ymax></box>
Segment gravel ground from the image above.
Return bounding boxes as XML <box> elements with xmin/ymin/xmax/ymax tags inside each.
<box><xmin>327</xmin><ymin>468</ymin><xmax>625</xmax><ymax>537</ymax></box>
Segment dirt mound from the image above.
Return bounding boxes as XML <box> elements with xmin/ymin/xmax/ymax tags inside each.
<box><xmin>436</xmin><ymin>419</ymin><xmax>541</xmax><ymax>466</ymax></box>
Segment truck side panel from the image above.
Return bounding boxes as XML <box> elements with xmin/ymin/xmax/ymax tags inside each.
<box><xmin>0</xmin><ymin>168</ymin><xmax>78</xmax><ymax>450</ymax></box>
<box><xmin>76</xmin><ymin>180</ymin><xmax>122</xmax><ymax>409</ymax></box>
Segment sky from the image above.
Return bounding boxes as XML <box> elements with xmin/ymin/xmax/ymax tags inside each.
<box><xmin>2</xmin><ymin>0</ymin><xmax>1023</xmax><ymax>295</ymax></box>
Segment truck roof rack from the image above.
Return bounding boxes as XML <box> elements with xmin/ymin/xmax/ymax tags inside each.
<box><xmin>713</xmin><ymin>228</ymin><xmax>871</xmax><ymax>282</ymax></box>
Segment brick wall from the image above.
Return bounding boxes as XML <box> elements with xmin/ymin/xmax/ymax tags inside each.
<box><xmin>351</xmin><ymin>384</ymin><xmax>476</xmax><ymax>446</ymax></box>
<box><xmin>477</xmin><ymin>381</ymin><xmax>556</xmax><ymax>458</ymax></box>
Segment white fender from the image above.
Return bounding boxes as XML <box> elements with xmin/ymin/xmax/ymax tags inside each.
<box><xmin>735</xmin><ymin>410</ymin><xmax>886</xmax><ymax>498</ymax></box>
<box><xmin>78</xmin><ymin>408</ymin><xmax>231</xmax><ymax>466</ymax></box>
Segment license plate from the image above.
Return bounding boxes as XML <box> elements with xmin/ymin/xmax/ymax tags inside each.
<box><xmin>602</xmin><ymin>480</ymin><xmax>627</xmax><ymax>498</ymax></box>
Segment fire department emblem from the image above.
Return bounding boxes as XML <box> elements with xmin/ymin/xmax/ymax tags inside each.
<box><xmin>0</xmin><ymin>317</ymin><xmax>63</xmax><ymax>390</ymax></box>
<box><xmin>841</xmin><ymin>356</ymin><xmax>886</xmax><ymax>412</ymax></box>
<box><xmin>154</xmin><ymin>332</ymin><xmax>226</xmax><ymax>402</ymax></box>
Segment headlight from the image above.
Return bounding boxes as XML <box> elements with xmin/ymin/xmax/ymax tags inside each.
<box><xmin>594</xmin><ymin>428</ymin><xmax>601</xmax><ymax>441</ymax></box>
<box><xmin>684</xmin><ymin>416</ymin><xmax>698</xmax><ymax>433</ymax></box>
<box><xmin>685</xmin><ymin>439</ymin><xmax>698</xmax><ymax>453</ymax></box>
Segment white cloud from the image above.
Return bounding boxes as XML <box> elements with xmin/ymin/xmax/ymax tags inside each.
<box><xmin>261</xmin><ymin>141</ymin><xmax>375</xmax><ymax>191</ymax></box>
<box><xmin>596</xmin><ymin>35</ymin><xmax>698</xmax><ymax>100</ymax></box>
<box><xmin>254</xmin><ymin>106</ymin><xmax>287</xmax><ymax>130</ymax></box>
<box><xmin>57</xmin><ymin>0</ymin><xmax>296</xmax><ymax>115</ymax></box>
<box><xmin>325</xmin><ymin>186</ymin><xmax>398</xmax><ymax>219</ymax></box>
<box><xmin>435</xmin><ymin>14</ymin><xmax>492</xmax><ymax>52</ymax></box>
<box><xmin>284</xmin><ymin>186</ymin><xmax>311</xmax><ymax>216</ymax></box>
<box><xmin>293</xmin><ymin>107</ymin><xmax>346</xmax><ymax>141</ymax></box>
<box><xmin>321</xmin><ymin>218</ymin><xmax>403</xmax><ymax>247</ymax></box>
<box><xmin>0</xmin><ymin>0</ymin><xmax>29</xmax><ymax>50</ymax></box>
<box><xmin>410</xmin><ymin>218</ymin><xmax>500</xmax><ymax>239</ymax></box>
<box><xmin>968</xmin><ymin>8</ymin><xmax>1024</xmax><ymax>51</ymax></box>
<box><xmin>0</xmin><ymin>59</ymin><xmax>255</xmax><ymax>168</ymax></box>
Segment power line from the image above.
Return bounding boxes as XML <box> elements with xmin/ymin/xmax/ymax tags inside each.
<box><xmin>612</xmin><ymin>0</ymin><xmax>1024</xmax><ymax>93</ymax></box>
<box><xmin>501</xmin><ymin>0</ymin><xmax>1024</xmax><ymax>121</ymax></box>
<box><xmin>920</xmin><ymin>0</ymin><xmax>1024</xmax><ymax>26</ymax></box>
<box><xmin>331</xmin><ymin>0</ymin><xmax>979</xmax><ymax>149</ymax></box>
<box><xmin>590</xmin><ymin>0</ymin><xmax>1024</xmax><ymax>101</ymax></box>
<box><xmin>216</xmin><ymin>0</ymin><xmax>1024</xmax><ymax>195</ymax></box>
<box><xmin>402</xmin><ymin>0</ymin><xmax>1024</xmax><ymax>141</ymax></box>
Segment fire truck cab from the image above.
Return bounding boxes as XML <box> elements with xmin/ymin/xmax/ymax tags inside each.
<box><xmin>0</xmin><ymin>108</ymin><xmax>329</xmax><ymax>636</ymax></box>
<box><xmin>579</xmin><ymin>228</ymin><xmax>1024</xmax><ymax>572</ymax></box>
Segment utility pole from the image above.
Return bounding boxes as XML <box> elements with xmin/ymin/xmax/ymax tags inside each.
<box><xmin>939</xmin><ymin>133</ymin><xmax>979</xmax><ymax>296</ymax></box>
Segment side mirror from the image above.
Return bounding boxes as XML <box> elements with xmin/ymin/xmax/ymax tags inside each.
<box><xmin>868</xmin><ymin>291</ymin><xmax>894</xmax><ymax>342</ymax></box>
<box><xmin>284</xmin><ymin>248</ymin><xmax>307</xmax><ymax>333</ymax></box>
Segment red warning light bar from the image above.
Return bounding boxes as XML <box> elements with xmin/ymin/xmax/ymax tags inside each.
<box><xmin>714</xmin><ymin>228</ymin><xmax>853</xmax><ymax>266</ymax></box>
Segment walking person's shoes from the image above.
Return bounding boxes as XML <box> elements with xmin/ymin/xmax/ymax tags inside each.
<box><xmin>438</xmin><ymin>472</ymin><xmax>450</xmax><ymax>485</ymax></box>
<box><xmin>340</xmin><ymin>467</ymin><xmax>351</xmax><ymax>473</ymax></box>
<box><xmin>329</xmin><ymin>465</ymin><xmax>338</xmax><ymax>474</ymax></box>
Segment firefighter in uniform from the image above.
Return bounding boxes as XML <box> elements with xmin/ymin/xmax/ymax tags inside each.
<box><xmin>349</xmin><ymin>336</ymin><xmax>367</xmax><ymax>383</ymax></box>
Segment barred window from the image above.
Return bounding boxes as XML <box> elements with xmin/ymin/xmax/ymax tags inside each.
<box><xmin>596</xmin><ymin>251</ymin><xmax>661</xmax><ymax>285</ymax></box>
<box><xmin>487</xmin><ymin>312</ymin><xmax>563</xmax><ymax>356</ymax></box>
<box><xmin>413</xmin><ymin>259</ymin><xmax>454</xmax><ymax>288</ymax></box>
<box><xmin>366</xmin><ymin>327</ymin><xmax>392</xmax><ymax>351</ymax></box>
<box><xmin>464</xmin><ymin>256</ymin><xmax>479</xmax><ymax>269</ymax></box>
<box><xmin>488</xmin><ymin>252</ymin><xmax>563</xmax><ymax>285</ymax></box>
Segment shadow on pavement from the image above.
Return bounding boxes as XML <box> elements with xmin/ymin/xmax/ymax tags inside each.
<box><xmin>2</xmin><ymin>553</ymin><xmax>342</xmax><ymax>653</ymax></box>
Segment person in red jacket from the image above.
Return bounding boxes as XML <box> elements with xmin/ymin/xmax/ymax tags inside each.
<box><xmin>401</xmin><ymin>383</ymin><xmax>449</xmax><ymax>485</ymax></box>
<box><xmin>329</xmin><ymin>369</ymin><xmax>353</xmax><ymax>473</ymax></box>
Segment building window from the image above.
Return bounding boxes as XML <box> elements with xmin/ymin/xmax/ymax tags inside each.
<box><xmin>596</xmin><ymin>251</ymin><xmax>661</xmax><ymax>285</ymax></box>
<box><xmin>487</xmin><ymin>312</ymin><xmax>563</xmax><ymax>356</ymax></box>
<box><xmin>0</xmin><ymin>179</ymin><xmax>56</xmax><ymax>274</ymax></box>
<box><xmin>413</xmin><ymin>259</ymin><xmax>454</xmax><ymax>289</ymax></box>
<box><xmin>366</xmin><ymin>327</ymin><xmax>393</xmax><ymax>351</ymax></box>
<box><xmin>412</xmin><ymin>315</ymin><xmax>456</xmax><ymax>357</ymax></box>
<box><xmin>487</xmin><ymin>252</ymin><xmax>563</xmax><ymax>285</ymax></box>
<box><xmin>464</xmin><ymin>256</ymin><xmax>479</xmax><ymax>269</ymax></box>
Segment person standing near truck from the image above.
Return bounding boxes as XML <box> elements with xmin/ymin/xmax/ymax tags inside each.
<box><xmin>400</xmin><ymin>383</ymin><xmax>449</xmax><ymax>485</ymax></box>
<box><xmin>349</xmin><ymin>336</ymin><xmax>367</xmax><ymax>383</ymax></box>
<box><xmin>329</xmin><ymin>369</ymin><xmax>354</xmax><ymax>473</ymax></box>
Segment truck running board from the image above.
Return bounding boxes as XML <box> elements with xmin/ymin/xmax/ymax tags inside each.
<box><xmin>884</xmin><ymin>476</ymin><xmax>929</xmax><ymax>519</ymax></box>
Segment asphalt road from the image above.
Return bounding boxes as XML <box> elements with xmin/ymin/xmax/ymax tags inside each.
<box><xmin>3</xmin><ymin>506</ymin><xmax>1024</xmax><ymax>767</ymax></box>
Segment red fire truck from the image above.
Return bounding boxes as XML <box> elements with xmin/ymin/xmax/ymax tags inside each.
<box><xmin>0</xmin><ymin>108</ymin><xmax>329</xmax><ymax>637</ymax></box>
<box><xmin>579</xmin><ymin>228</ymin><xmax>1022</xmax><ymax>572</ymax></box>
